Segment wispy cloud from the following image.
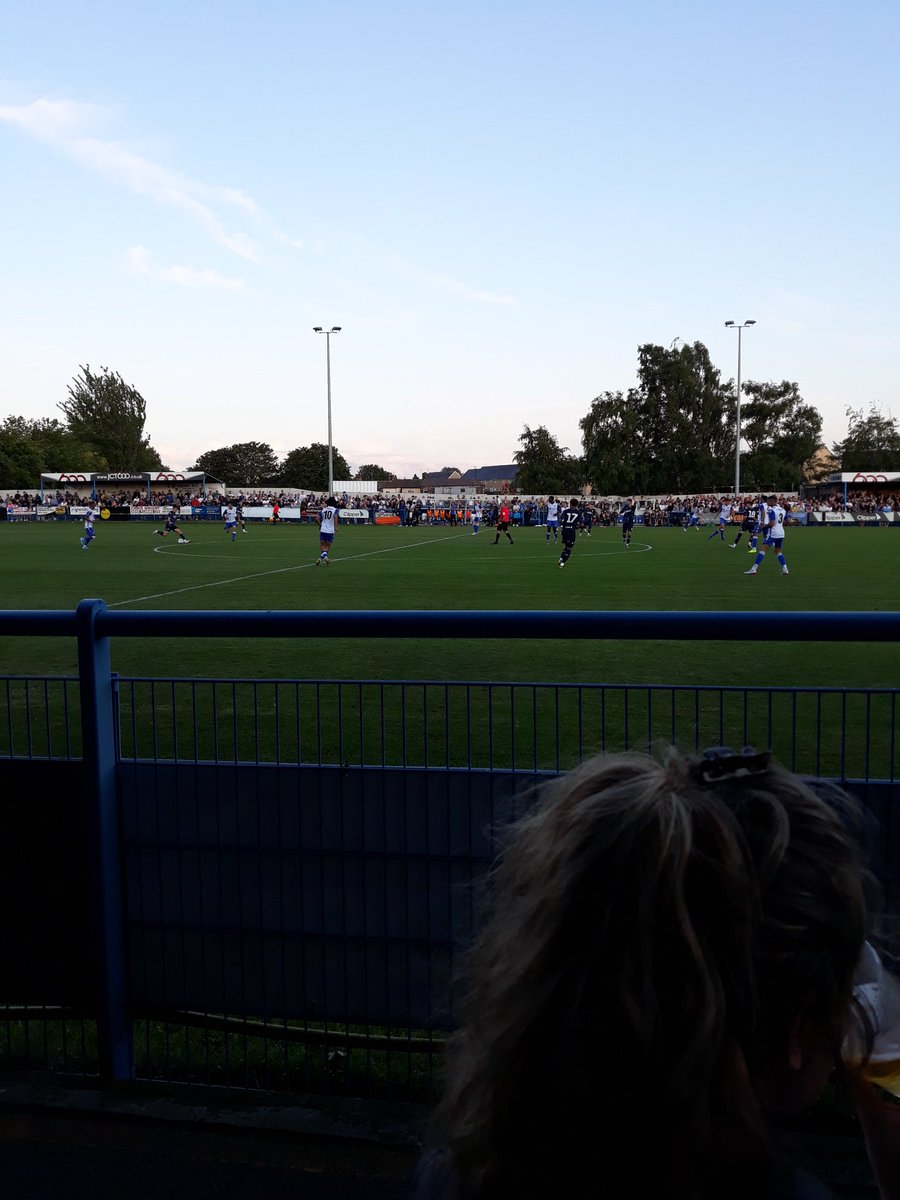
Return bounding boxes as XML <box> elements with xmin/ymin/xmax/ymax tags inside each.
<box><xmin>0</xmin><ymin>97</ymin><xmax>299</xmax><ymax>261</ymax></box>
<box><xmin>127</xmin><ymin>245</ymin><xmax>246</xmax><ymax>292</ymax></box>
<box><xmin>429</xmin><ymin>274</ymin><xmax>516</xmax><ymax>306</ymax></box>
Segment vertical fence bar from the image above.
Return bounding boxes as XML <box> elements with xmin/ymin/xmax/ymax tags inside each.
<box><xmin>75</xmin><ymin>598</ymin><xmax>132</xmax><ymax>1082</ymax></box>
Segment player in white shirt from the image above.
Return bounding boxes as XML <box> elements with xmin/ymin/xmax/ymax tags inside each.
<box><xmin>471</xmin><ymin>503</ymin><xmax>482</xmax><ymax>536</ymax></box>
<box><xmin>545</xmin><ymin>497</ymin><xmax>560</xmax><ymax>544</ymax></box>
<box><xmin>684</xmin><ymin>505</ymin><xmax>701</xmax><ymax>532</ymax></box>
<box><xmin>707</xmin><ymin>498</ymin><xmax>733</xmax><ymax>543</ymax></box>
<box><xmin>745</xmin><ymin>495</ymin><xmax>789</xmax><ymax>576</ymax></box>
<box><xmin>80</xmin><ymin>504</ymin><xmax>100</xmax><ymax>550</ymax></box>
<box><xmin>316</xmin><ymin>497</ymin><xmax>339</xmax><ymax>565</ymax></box>
<box><xmin>222</xmin><ymin>505</ymin><xmax>238</xmax><ymax>542</ymax></box>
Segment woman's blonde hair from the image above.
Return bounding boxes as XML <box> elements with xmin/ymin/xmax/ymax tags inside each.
<box><xmin>433</xmin><ymin>749</ymin><xmax>869</xmax><ymax>1199</ymax></box>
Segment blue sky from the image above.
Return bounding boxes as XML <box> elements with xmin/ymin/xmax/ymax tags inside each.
<box><xmin>1</xmin><ymin>0</ymin><xmax>897</xmax><ymax>477</ymax></box>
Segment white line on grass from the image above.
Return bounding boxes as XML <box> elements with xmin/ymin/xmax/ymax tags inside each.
<box><xmin>109</xmin><ymin>532</ymin><xmax>471</xmax><ymax>607</ymax></box>
<box><xmin>581</xmin><ymin>542</ymin><xmax>653</xmax><ymax>555</ymax></box>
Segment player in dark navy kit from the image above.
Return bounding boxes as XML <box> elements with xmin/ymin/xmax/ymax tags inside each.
<box><xmin>558</xmin><ymin>499</ymin><xmax>582</xmax><ymax>568</ymax></box>
<box><xmin>620</xmin><ymin>499</ymin><xmax>636</xmax><ymax>547</ymax></box>
<box><xmin>729</xmin><ymin>502</ymin><xmax>758</xmax><ymax>550</ymax></box>
<box><xmin>153</xmin><ymin>506</ymin><xmax>190</xmax><ymax>543</ymax></box>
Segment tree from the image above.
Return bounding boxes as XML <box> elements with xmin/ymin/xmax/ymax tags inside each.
<box><xmin>278</xmin><ymin>443</ymin><xmax>351</xmax><ymax>491</ymax></box>
<box><xmin>58</xmin><ymin>365</ymin><xmax>165</xmax><ymax>470</ymax></box>
<box><xmin>832</xmin><ymin>403</ymin><xmax>900</xmax><ymax>471</ymax></box>
<box><xmin>739</xmin><ymin>381</ymin><xmax>823</xmax><ymax>491</ymax></box>
<box><xmin>0</xmin><ymin>415</ymin><xmax>109</xmax><ymax>488</ymax></box>
<box><xmin>513</xmin><ymin>425</ymin><xmax>583</xmax><ymax>494</ymax></box>
<box><xmin>355</xmin><ymin>464</ymin><xmax>398</xmax><ymax>482</ymax></box>
<box><xmin>191</xmin><ymin>442</ymin><xmax>281</xmax><ymax>485</ymax></box>
<box><xmin>0</xmin><ymin>417</ymin><xmax>43</xmax><ymax>488</ymax></box>
<box><xmin>581</xmin><ymin>342</ymin><xmax>735</xmax><ymax>495</ymax></box>
<box><xmin>30</xmin><ymin>417</ymin><xmax>110</xmax><ymax>473</ymax></box>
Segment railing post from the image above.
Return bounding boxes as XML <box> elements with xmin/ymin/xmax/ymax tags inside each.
<box><xmin>76</xmin><ymin>598</ymin><xmax>132</xmax><ymax>1081</ymax></box>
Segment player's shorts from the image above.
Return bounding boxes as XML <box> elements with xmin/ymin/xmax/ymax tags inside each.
<box><xmin>688</xmin><ymin>515</ymin><xmax>699</xmax><ymax>526</ymax></box>
<box><xmin>320</xmin><ymin>532</ymin><xmax>334</xmax><ymax>544</ymax></box>
<box><xmin>224</xmin><ymin>520</ymin><xmax>236</xmax><ymax>531</ymax></box>
<box><xmin>766</xmin><ymin>536</ymin><xmax>784</xmax><ymax>550</ymax></box>
<box><xmin>562</xmin><ymin>532</ymin><xmax>577</xmax><ymax>547</ymax></box>
<box><xmin>740</xmin><ymin>518</ymin><xmax>757</xmax><ymax>533</ymax></box>
<box><xmin>546</xmin><ymin>519</ymin><xmax>558</xmax><ymax>530</ymax></box>
<box><xmin>621</xmin><ymin>519</ymin><xmax>634</xmax><ymax>531</ymax></box>
<box><xmin>497</xmin><ymin>520</ymin><xmax>510</xmax><ymax>532</ymax></box>
<box><xmin>718</xmin><ymin>516</ymin><xmax>730</xmax><ymax>526</ymax></box>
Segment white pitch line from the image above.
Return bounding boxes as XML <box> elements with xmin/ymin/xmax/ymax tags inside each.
<box><xmin>108</xmin><ymin>531</ymin><xmax>471</xmax><ymax>607</ymax></box>
<box><xmin>580</xmin><ymin>541</ymin><xmax>653</xmax><ymax>556</ymax></box>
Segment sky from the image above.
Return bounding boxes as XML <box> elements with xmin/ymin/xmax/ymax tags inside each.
<box><xmin>1</xmin><ymin>0</ymin><xmax>898</xmax><ymax>479</ymax></box>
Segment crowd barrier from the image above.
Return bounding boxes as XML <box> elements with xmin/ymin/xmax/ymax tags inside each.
<box><xmin>1</xmin><ymin>603</ymin><xmax>898</xmax><ymax>1105</ymax></box>
<box><xmin>0</xmin><ymin>505</ymin><xmax>371</xmax><ymax>523</ymax></box>
<box><xmin>3</xmin><ymin>501</ymin><xmax>897</xmax><ymax>527</ymax></box>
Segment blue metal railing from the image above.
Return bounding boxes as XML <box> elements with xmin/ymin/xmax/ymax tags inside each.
<box><xmin>1</xmin><ymin>599</ymin><xmax>899</xmax><ymax>1101</ymax></box>
<box><xmin>2</xmin><ymin>602</ymin><xmax>899</xmax><ymax>640</ymax></box>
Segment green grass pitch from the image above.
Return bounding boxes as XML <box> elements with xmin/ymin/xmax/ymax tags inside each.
<box><xmin>1</xmin><ymin>517</ymin><xmax>898</xmax><ymax>692</ymax></box>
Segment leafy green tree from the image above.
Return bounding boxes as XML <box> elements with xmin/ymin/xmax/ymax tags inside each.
<box><xmin>0</xmin><ymin>415</ymin><xmax>109</xmax><ymax>488</ymax></box>
<box><xmin>581</xmin><ymin>342</ymin><xmax>734</xmax><ymax>494</ymax></box>
<box><xmin>355</xmin><ymin>463</ymin><xmax>398</xmax><ymax>482</ymax></box>
<box><xmin>514</xmin><ymin>425</ymin><xmax>583</xmax><ymax>494</ymax></box>
<box><xmin>191</xmin><ymin>442</ymin><xmax>281</xmax><ymax>485</ymax></box>
<box><xmin>739</xmin><ymin>381</ymin><xmax>823</xmax><ymax>491</ymax></box>
<box><xmin>278</xmin><ymin>443</ymin><xmax>351</xmax><ymax>491</ymax></box>
<box><xmin>58</xmin><ymin>365</ymin><xmax>165</xmax><ymax>470</ymax></box>
<box><xmin>30</xmin><ymin>417</ymin><xmax>110</xmax><ymax>473</ymax></box>
<box><xmin>579</xmin><ymin>389</ymin><xmax>647</xmax><ymax>495</ymax></box>
<box><xmin>0</xmin><ymin>417</ymin><xmax>43</xmax><ymax>488</ymax></box>
<box><xmin>832</xmin><ymin>403</ymin><xmax>900</xmax><ymax>471</ymax></box>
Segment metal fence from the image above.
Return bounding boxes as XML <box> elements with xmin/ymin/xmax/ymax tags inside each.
<box><xmin>1</xmin><ymin>601</ymin><xmax>899</xmax><ymax>1105</ymax></box>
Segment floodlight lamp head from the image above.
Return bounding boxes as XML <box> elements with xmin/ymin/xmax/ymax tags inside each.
<box><xmin>313</xmin><ymin>326</ymin><xmax>323</xmax><ymax>332</ymax></box>
<box><xmin>745</xmin><ymin>319</ymin><xmax>757</xmax><ymax>325</ymax></box>
<box><xmin>332</xmin><ymin>326</ymin><xmax>342</xmax><ymax>332</ymax></box>
<box><xmin>724</xmin><ymin>320</ymin><xmax>735</xmax><ymax>327</ymax></box>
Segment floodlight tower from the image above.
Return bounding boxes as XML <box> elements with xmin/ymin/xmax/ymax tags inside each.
<box><xmin>313</xmin><ymin>326</ymin><xmax>342</xmax><ymax>496</ymax></box>
<box><xmin>724</xmin><ymin>320</ymin><xmax>756</xmax><ymax>498</ymax></box>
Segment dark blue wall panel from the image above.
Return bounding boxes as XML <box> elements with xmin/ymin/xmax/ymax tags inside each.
<box><xmin>119</xmin><ymin>762</ymin><xmax>546</xmax><ymax>1026</ymax></box>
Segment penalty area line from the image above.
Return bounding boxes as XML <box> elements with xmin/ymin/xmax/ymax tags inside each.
<box><xmin>109</xmin><ymin>531</ymin><xmax>471</xmax><ymax>607</ymax></box>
